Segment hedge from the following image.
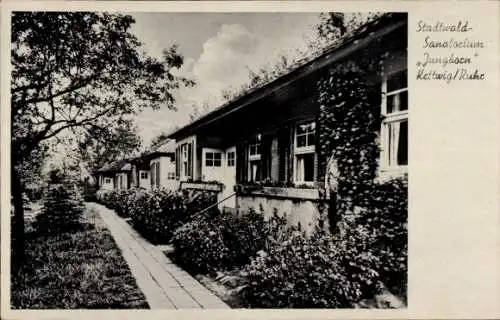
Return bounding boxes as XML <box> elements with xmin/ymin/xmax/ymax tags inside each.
<box><xmin>97</xmin><ymin>188</ymin><xmax>218</xmax><ymax>244</ymax></box>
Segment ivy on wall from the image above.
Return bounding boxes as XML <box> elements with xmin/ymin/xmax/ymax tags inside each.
<box><xmin>313</xmin><ymin>36</ymin><xmax>409</xmax><ymax>297</ymax></box>
<box><xmin>314</xmin><ymin>36</ymin><xmax>407</xmax><ymax>229</ymax></box>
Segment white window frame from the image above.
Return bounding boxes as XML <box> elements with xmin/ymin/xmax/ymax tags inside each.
<box><xmin>294</xmin><ymin>120</ymin><xmax>316</xmax><ymax>184</ymax></box>
<box><xmin>181</xmin><ymin>144</ymin><xmax>189</xmax><ymax>180</ymax></box>
<box><xmin>205</xmin><ymin>151</ymin><xmax>222</xmax><ymax>167</ymax></box>
<box><xmin>105</xmin><ymin>178</ymin><xmax>111</xmax><ymax>184</ymax></box>
<box><xmin>248</xmin><ymin>134</ymin><xmax>262</xmax><ymax>181</ymax></box>
<box><xmin>140</xmin><ymin>171</ymin><xmax>148</xmax><ymax>179</ymax></box>
<box><xmin>167</xmin><ymin>172</ymin><xmax>176</xmax><ymax>180</ymax></box>
<box><xmin>380</xmin><ymin>69</ymin><xmax>408</xmax><ymax>173</ymax></box>
<box><xmin>227</xmin><ymin>151</ymin><xmax>235</xmax><ymax>167</ymax></box>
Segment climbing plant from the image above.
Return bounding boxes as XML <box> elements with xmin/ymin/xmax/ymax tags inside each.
<box><xmin>313</xmin><ymin>15</ymin><xmax>409</xmax><ymax>298</ymax></box>
<box><xmin>314</xmin><ymin>15</ymin><xmax>408</xmax><ymax>231</ymax></box>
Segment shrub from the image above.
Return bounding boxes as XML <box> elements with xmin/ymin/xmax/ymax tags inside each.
<box><xmin>35</xmin><ymin>180</ymin><xmax>86</xmax><ymax>234</ymax></box>
<box><xmin>237</xmin><ymin>228</ymin><xmax>381</xmax><ymax>308</ymax></box>
<box><xmin>170</xmin><ymin>209</ymin><xmax>269</xmax><ymax>275</ymax></box>
<box><xmin>130</xmin><ymin>188</ymin><xmax>217</xmax><ymax>244</ymax></box>
<box><xmin>236</xmin><ymin>178</ymin><xmax>407</xmax><ymax>308</ymax></box>
<box><xmin>81</xmin><ymin>180</ymin><xmax>98</xmax><ymax>202</ymax></box>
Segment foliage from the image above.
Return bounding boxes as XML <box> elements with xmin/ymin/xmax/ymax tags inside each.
<box><xmin>11</xmin><ymin>11</ymin><xmax>191</xmax><ymax>163</ymax></box>
<box><xmin>97</xmin><ymin>188</ymin><xmax>217</xmax><ymax>244</ymax></box>
<box><xmin>80</xmin><ymin>179</ymin><xmax>98</xmax><ymax>202</ymax></box>
<box><xmin>170</xmin><ymin>209</ymin><xmax>269</xmax><ymax>275</ymax></box>
<box><xmin>34</xmin><ymin>176</ymin><xmax>86</xmax><ymax>234</ymax></box>
<box><xmin>78</xmin><ymin>118</ymin><xmax>142</xmax><ymax>179</ymax></box>
<box><xmin>11</xmin><ymin>208</ymin><xmax>149</xmax><ymax>309</ymax></box>
<box><xmin>353</xmin><ymin>178</ymin><xmax>408</xmax><ymax>297</ymax></box>
<box><xmin>236</xmin><ymin>179</ymin><xmax>317</xmax><ymax>192</ymax></box>
<box><xmin>148</xmin><ymin>131</ymin><xmax>171</xmax><ymax>151</ymax></box>
<box><xmin>237</xmin><ymin>225</ymin><xmax>383</xmax><ymax>308</ymax></box>
<box><xmin>11</xmin><ymin>11</ymin><xmax>193</xmax><ymax>261</ymax></box>
<box><xmin>97</xmin><ymin>188</ymin><xmax>148</xmax><ymax>218</ymax></box>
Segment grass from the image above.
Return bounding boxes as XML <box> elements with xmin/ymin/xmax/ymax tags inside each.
<box><xmin>11</xmin><ymin>207</ymin><xmax>149</xmax><ymax>309</ymax></box>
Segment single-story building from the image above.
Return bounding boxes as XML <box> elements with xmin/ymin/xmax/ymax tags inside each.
<box><xmin>167</xmin><ymin>13</ymin><xmax>408</xmax><ymax>232</ymax></box>
<box><xmin>131</xmin><ymin>139</ymin><xmax>178</xmax><ymax>191</ymax></box>
<box><xmin>96</xmin><ymin>159</ymin><xmax>132</xmax><ymax>190</ymax></box>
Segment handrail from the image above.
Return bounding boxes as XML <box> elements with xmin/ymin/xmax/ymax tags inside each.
<box><xmin>191</xmin><ymin>192</ymin><xmax>237</xmax><ymax>218</ymax></box>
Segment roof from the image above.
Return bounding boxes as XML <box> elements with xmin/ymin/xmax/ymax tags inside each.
<box><xmin>130</xmin><ymin>139</ymin><xmax>176</xmax><ymax>166</ymax></box>
<box><xmin>167</xmin><ymin>12</ymin><xmax>407</xmax><ymax>140</ymax></box>
<box><xmin>151</xmin><ymin>139</ymin><xmax>175</xmax><ymax>154</ymax></box>
<box><xmin>96</xmin><ymin>159</ymin><xmax>132</xmax><ymax>173</ymax></box>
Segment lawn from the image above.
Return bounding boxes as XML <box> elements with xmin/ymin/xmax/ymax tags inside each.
<box><xmin>11</xmin><ymin>206</ymin><xmax>149</xmax><ymax>309</ymax></box>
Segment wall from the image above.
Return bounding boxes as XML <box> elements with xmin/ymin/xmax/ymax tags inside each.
<box><xmin>100</xmin><ymin>175</ymin><xmax>114</xmax><ymax>190</ymax></box>
<box><xmin>150</xmin><ymin>155</ymin><xmax>179</xmax><ymax>191</ymax></box>
<box><xmin>236</xmin><ymin>188</ymin><xmax>326</xmax><ymax>235</ymax></box>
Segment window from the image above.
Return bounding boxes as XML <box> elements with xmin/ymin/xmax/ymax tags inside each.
<box><xmin>205</xmin><ymin>152</ymin><xmax>222</xmax><ymax>167</ymax></box>
<box><xmin>140</xmin><ymin>171</ymin><xmax>148</xmax><ymax>179</ymax></box>
<box><xmin>247</xmin><ymin>134</ymin><xmax>262</xmax><ymax>181</ymax></box>
<box><xmin>295</xmin><ymin>122</ymin><xmax>316</xmax><ymax>149</ymax></box>
<box><xmin>105</xmin><ymin>178</ymin><xmax>111</xmax><ymax>184</ymax></box>
<box><xmin>381</xmin><ymin>70</ymin><xmax>408</xmax><ymax>168</ymax></box>
<box><xmin>294</xmin><ymin>121</ymin><xmax>316</xmax><ymax>183</ymax></box>
<box><xmin>296</xmin><ymin>153</ymin><xmax>315</xmax><ymax>183</ymax></box>
<box><xmin>167</xmin><ymin>172</ymin><xmax>175</xmax><ymax>180</ymax></box>
<box><xmin>227</xmin><ymin>151</ymin><xmax>235</xmax><ymax>167</ymax></box>
<box><xmin>249</xmin><ymin>160</ymin><xmax>261</xmax><ymax>181</ymax></box>
<box><xmin>180</xmin><ymin>143</ymin><xmax>192</xmax><ymax>179</ymax></box>
<box><xmin>248</xmin><ymin>134</ymin><xmax>261</xmax><ymax>157</ymax></box>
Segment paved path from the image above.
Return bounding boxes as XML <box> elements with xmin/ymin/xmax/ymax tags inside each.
<box><xmin>88</xmin><ymin>202</ymin><xmax>229</xmax><ymax>309</ymax></box>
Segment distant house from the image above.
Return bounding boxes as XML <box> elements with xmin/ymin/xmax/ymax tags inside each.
<box><xmin>96</xmin><ymin>160</ymin><xmax>132</xmax><ymax>190</ymax></box>
<box><xmin>167</xmin><ymin>13</ymin><xmax>408</xmax><ymax>231</ymax></box>
<box><xmin>130</xmin><ymin>139</ymin><xmax>178</xmax><ymax>191</ymax></box>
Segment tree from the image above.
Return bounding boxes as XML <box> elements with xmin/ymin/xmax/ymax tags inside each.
<box><xmin>11</xmin><ymin>12</ymin><xmax>192</xmax><ymax>264</ymax></box>
<box><xmin>77</xmin><ymin>117</ymin><xmax>142</xmax><ymax>181</ymax></box>
<box><xmin>188</xmin><ymin>102</ymin><xmax>212</xmax><ymax>123</ymax></box>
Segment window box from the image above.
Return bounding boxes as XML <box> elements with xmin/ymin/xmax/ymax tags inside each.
<box><xmin>180</xmin><ymin>181</ymin><xmax>223</xmax><ymax>192</ymax></box>
<box><xmin>235</xmin><ymin>184</ymin><xmax>324</xmax><ymax>201</ymax></box>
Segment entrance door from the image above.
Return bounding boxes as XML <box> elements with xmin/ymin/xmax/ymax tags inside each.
<box><xmin>222</xmin><ymin>147</ymin><xmax>237</xmax><ymax>210</ymax></box>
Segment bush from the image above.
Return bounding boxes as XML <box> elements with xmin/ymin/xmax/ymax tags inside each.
<box><xmin>130</xmin><ymin>188</ymin><xmax>217</xmax><ymax>244</ymax></box>
<box><xmin>81</xmin><ymin>181</ymin><xmax>98</xmax><ymax>202</ymax></box>
<box><xmin>35</xmin><ymin>180</ymin><xmax>86</xmax><ymax>234</ymax></box>
<box><xmin>237</xmin><ymin>228</ymin><xmax>380</xmax><ymax>308</ymax></box>
<box><xmin>236</xmin><ymin>178</ymin><xmax>407</xmax><ymax>308</ymax></box>
<box><xmin>170</xmin><ymin>209</ymin><xmax>268</xmax><ymax>275</ymax></box>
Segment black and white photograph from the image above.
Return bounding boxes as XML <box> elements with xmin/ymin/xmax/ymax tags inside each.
<box><xmin>8</xmin><ymin>9</ymin><xmax>408</xmax><ymax>309</ymax></box>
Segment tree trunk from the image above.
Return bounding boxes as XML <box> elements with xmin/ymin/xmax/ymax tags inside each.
<box><xmin>11</xmin><ymin>165</ymin><xmax>26</xmax><ymax>266</ymax></box>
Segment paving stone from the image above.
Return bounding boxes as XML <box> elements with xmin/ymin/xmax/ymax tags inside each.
<box><xmin>90</xmin><ymin>203</ymin><xmax>229</xmax><ymax>309</ymax></box>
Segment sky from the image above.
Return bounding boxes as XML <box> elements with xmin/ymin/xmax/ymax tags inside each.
<box><xmin>128</xmin><ymin>12</ymin><xmax>322</xmax><ymax>145</ymax></box>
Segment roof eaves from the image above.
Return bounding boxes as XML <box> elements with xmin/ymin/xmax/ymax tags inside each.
<box><xmin>167</xmin><ymin>13</ymin><xmax>406</xmax><ymax>140</ymax></box>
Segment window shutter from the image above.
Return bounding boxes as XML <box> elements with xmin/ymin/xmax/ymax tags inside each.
<box><xmin>187</xmin><ymin>142</ymin><xmax>193</xmax><ymax>179</ymax></box>
<box><xmin>287</xmin><ymin>126</ymin><xmax>294</xmax><ymax>183</ymax></box>
<box><xmin>261</xmin><ymin>135</ymin><xmax>272</xmax><ymax>180</ymax></box>
<box><xmin>150</xmin><ymin>163</ymin><xmax>154</xmax><ymax>188</ymax></box>
<box><xmin>175</xmin><ymin>147</ymin><xmax>180</xmax><ymax>179</ymax></box>
<box><xmin>278</xmin><ymin>126</ymin><xmax>289</xmax><ymax>182</ymax></box>
<box><xmin>156</xmin><ymin>162</ymin><xmax>161</xmax><ymax>188</ymax></box>
<box><xmin>236</xmin><ymin>142</ymin><xmax>248</xmax><ymax>183</ymax></box>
